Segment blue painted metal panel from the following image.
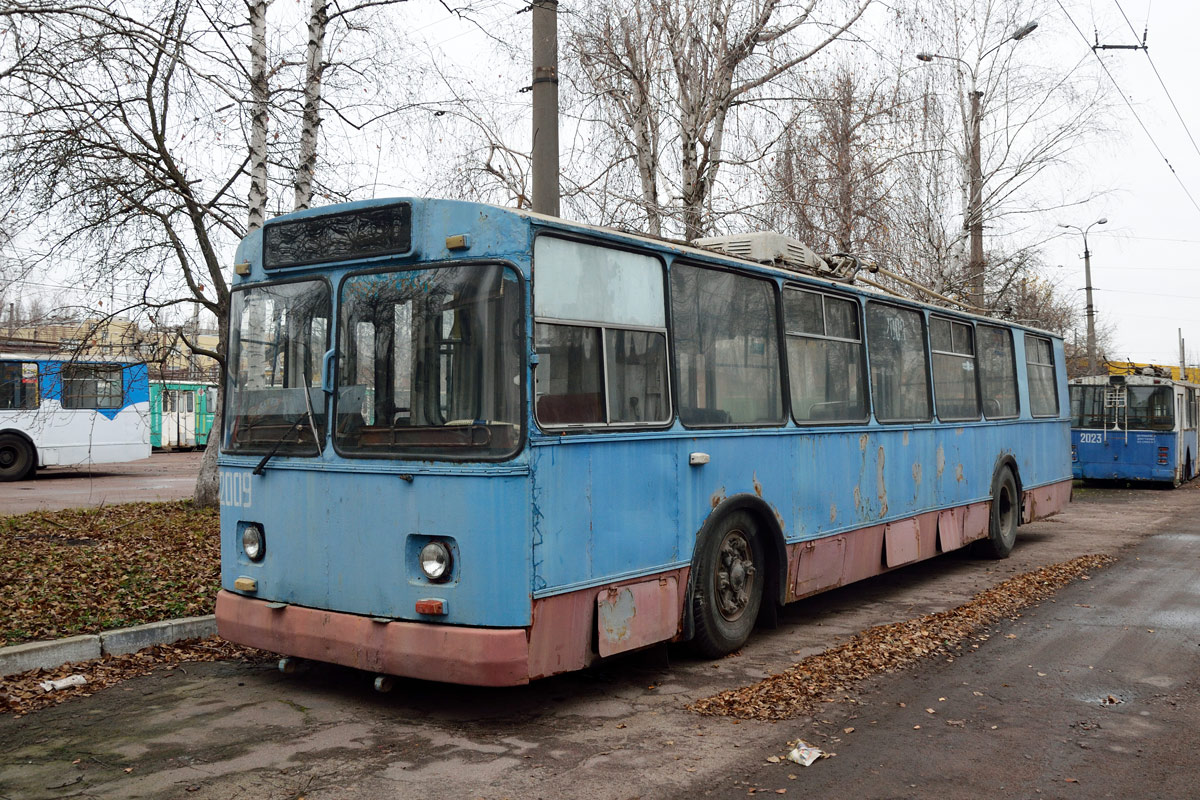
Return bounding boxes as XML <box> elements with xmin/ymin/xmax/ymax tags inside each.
<box><xmin>531</xmin><ymin>419</ymin><xmax>1071</xmax><ymax>597</ymax></box>
<box><xmin>1071</xmin><ymin>429</ymin><xmax>1176</xmax><ymax>482</ymax></box>
<box><xmin>219</xmin><ymin>464</ymin><xmax>533</xmax><ymax>626</ymax></box>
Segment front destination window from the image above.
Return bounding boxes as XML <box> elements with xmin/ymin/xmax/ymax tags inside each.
<box><xmin>335</xmin><ymin>264</ymin><xmax>523</xmax><ymax>459</ymax></box>
<box><xmin>226</xmin><ymin>279</ymin><xmax>331</xmax><ymax>455</ymax></box>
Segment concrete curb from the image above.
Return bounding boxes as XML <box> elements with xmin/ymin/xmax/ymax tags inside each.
<box><xmin>0</xmin><ymin>615</ymin><xmax>216</xmax><ymax>678</ymax></box>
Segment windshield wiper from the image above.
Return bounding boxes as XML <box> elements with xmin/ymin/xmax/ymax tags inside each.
<box><xmin>252</xmin><ymin>385</ymin><xmax>322</xmax><ymax>475</ymax></box>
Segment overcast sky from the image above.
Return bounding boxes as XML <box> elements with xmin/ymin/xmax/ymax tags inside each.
<box><xmin>1036</xmin><ymin>0</ymin><xmax>1200</xmax><ymax>367</ymax></box>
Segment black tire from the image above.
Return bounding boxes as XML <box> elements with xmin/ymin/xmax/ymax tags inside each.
<box><xmin>690</xmin><ymin>510</ymin><xmax>764</xmax><ymax>658</ymax></box>
<box><xmin>973</xmin><ymin>466</ymin><xmax>1019</xmax><ymax>559</ymax></box>
<box><xmin>0</xmin><ymin>434</ymin><xmax>35</xmax><ymax>482</ymax></box>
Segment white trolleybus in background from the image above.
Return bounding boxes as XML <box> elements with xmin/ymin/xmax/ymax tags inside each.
<box><xmin>0</xmin><ymin>353</ymin><xmax>152</xmax><ymax>481</ymax></box>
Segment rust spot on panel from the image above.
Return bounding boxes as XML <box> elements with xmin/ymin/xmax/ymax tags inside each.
<box><xmin>859</xmin><ymin>433</ymin><xmax>869</xmax><ymax>451</ymax></box>
<box><xmin>753</xmin><ymin>472</ymin><xmax>763</xmax><ymax>498</ymax></box>
<box><xmin>912</xmin><ymin>462</ymin><xmax>922</xmax><ymax>493</ymax></box>
<box><xmin>955</xmin><ymin>463</ymin><xmax>964</xmax><ymax>483</ymax></box>
<box><xmin>595</xmin><ymin>577</ymin><xmax>681</xmax><ymax>658</ymax></box>
<box><xmin>936</xmin><ymin>444</ymin><xmax>945</xmax><ymax>479</ymax></box>
<box><xmin>773</xmin><ymin>506</ymin><xmax>786</xmax><ymax>531</ymax></box>
<box><xmin>598</xmin><ymin>587</ymin><xmax>634</xmax><ymax>646</ymax></box>
<box><xmin>711</xmin><ymin>487</ymin><xmax>726</xmax><ymax>509</ymax></box>
<box><xmin>829</xmin><ymin>503</ymin><xmax>838</xmax><ymax>523</ymax></box>
<box><xmin>876</xmin><ymin>446</ymin><xmax>889</xmax><ymax>518</ymax></box>
<box><xmin>955</xmin><ymin>427</ymin><xmax>965</xmax><ymax>436</ymax></box>
<box><xmin>853</xmin><ymin>484</ymin><xmax>863</xmax><ymax>512</ymax></box>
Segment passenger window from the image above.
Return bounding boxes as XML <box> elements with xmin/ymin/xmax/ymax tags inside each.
<box><xmin>0</xmin><ymin>362</ymin><xmax>39</xmax><ymax>410</ymax></box>
<box><xmin>930</xmin><ymin>317</ymin><xmax>980</xmax><ymax>421</ymax></box>
<box><xmin>671</xmin><ymin>263</ymin><xmax>783</xmax><ymax>426</ymax></box>
<box><xmin>533</xmin><ymin>238</ymin><xmax>670</xmax><ymax>428</ymax></box>
<box><xmin>1025</xmin><ymin>334</ymin><xmax>1059</xmax><ymax>417</ymax></box>
<box><xmin>62</xmin><ymin>364</ymin><xmax>124</xmax><ymax>409</ymax></box>
<box><xmin>977</xmin><ymin>325</ymin><xmax>1019</xmax><ymax>418</ymax></box>
<box><xmin>783</xmin><ymin>288</ymin><xmax>867</xmax><ymax>423</ymax></box>
<box><xmin>866</xmin><ymin>303</ymin><xmax>931</xmax><ymax>423</ymax></box>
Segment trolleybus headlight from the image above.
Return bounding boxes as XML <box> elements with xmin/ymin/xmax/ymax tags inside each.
<box><xmin>242</xmin><ymin>525</ymin><xmax>265</xmax><ymax>562</ymax></box>
<box><xmin>419</xmin><ymin>541</ymin><xmax>452</xmax><ymax>582</ymax></box>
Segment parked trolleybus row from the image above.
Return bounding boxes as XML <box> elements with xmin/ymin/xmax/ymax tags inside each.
<box><xmin>0</xmin><ymin>361</ymin><xmax>215</xmax><ymax>480</ymax></box>
<box><xmin>213</xmin><ymin>197</ymin><xmax>1075</xmax><ymax>687</ymax></box>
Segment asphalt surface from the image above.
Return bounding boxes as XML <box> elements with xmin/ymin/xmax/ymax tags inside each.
<box><xmin>0</xmin><ymin>482</ymin><xmax>1197</xmax><ymax>799</ymax></box>
<box><xmin>0</xmin><ymin>451</ymin><xmax>202</xmax><ymax>514</ymax></box>
<box><xmin>698</xmin><ymin>502</ymin><xmax>1200</xmax><ymax>799</ymax></box>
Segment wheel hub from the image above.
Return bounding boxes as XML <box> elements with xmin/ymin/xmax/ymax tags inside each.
<box><xmin>715</xmin><ymin>529</ymin><xmax>756</xmax><ymax>621</ymax></box>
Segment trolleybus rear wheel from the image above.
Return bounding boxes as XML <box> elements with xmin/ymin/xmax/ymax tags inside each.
<box><xmin>691</xmin><ymin>511</ymin><xmax>764</xmax><ymax>657</ymax></box>
<box><xmin>0</xmin><ymin>435</ymin><xmax>34</xmax><ymax>482</ymax></box>
<box><xmin>974</xmin><ymin>466</ymin><xmax>1018</xmax><ymax>559</ymax></box>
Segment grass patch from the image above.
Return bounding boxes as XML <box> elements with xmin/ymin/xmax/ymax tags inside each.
<box><xmin>0</xmin><ymin>502</ymin><xmax>219</xmax><ymax>646</ymax></box>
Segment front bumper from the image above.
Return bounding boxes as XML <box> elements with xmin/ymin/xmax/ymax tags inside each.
<box><xmin>215</xmin><ymin>590</ymin><xmax>530</xmax><ymax>686</ymax></box>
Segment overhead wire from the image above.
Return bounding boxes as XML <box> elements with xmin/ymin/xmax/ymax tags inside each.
<box><xmin>1055</xmin><ymin>0</ymin><xmax>1200</xmax><ymax>218</ymax></box>
<box><xmin>1112</xmin><ymin>0</ymin><xmax>1200</xmax><ymax>161</ymax></box>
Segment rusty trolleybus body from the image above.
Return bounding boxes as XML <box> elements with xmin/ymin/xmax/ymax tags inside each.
<box><xmin>216</xmin><ymin>198</ymin><xmax>1072</xmax><ymax>686</ymax></box>
<box><xmin>1069</xmin><ymin>372</ymin><xmax>1199</xmax><ymax>485</ymax></box>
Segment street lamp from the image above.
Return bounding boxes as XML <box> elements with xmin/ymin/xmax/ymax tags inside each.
<box><xmin>916</xmin><ymin>21</ymin><xmax>1039</xmax><ymax>309</ymax></box>
<box><xmin>1058</xmin><ymin>217</ymin><xmax>1107</xmax><ymax>375</ymax></box>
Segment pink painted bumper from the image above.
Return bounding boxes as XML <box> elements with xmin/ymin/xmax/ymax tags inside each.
<box><xmin>215</xmin><ymin>591</ymin><xmax>530</xmax><ymax>686</ymax></box>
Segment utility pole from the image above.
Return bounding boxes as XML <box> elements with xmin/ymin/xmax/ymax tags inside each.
<box><xmin>916</xmin><ymin>21</ymin><xmax>1038</xmax><ymax>310</ymax></box>
<box><xmin>967</xmin><ymin>89</ymin><xmax>984</xmax><ymax>308</ymax></box>
<box><xmin>531</xmin><ymin>0</ymin><xmax>560</xmax><ymax>217</ymax></box>
<box><xmin>1083</xmin><ymin>234</ymin><xmax>1096</xmax><ymax>374</ymax></box>
<box><xmin>1059</xmin><ymin>217</ymin><xmax>1106</xmax><ymax>375</ymax></box>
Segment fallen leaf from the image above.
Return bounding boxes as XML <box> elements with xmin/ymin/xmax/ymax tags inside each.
<box><xmin>843</xmin><ymin>727</ymin><xmax>854</xmax><ymax>734</ymax></box>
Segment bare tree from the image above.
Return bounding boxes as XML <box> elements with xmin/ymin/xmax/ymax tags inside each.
<box><xmin>566</xmin><ymin>0</ymin><xmax>870</xmax><ymax>240</ymax></box>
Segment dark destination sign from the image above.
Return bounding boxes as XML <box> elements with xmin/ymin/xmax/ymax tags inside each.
<box><xmin>263</xmin><ymin>203</ymin><xmax>412</xmax><ymax>269</ymax></box>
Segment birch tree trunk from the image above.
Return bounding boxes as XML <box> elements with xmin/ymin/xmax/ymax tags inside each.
<box><xmin>294</xmin><ymin>0</ymin><xmax>328</xmax><ymax>211</ymax></box>
<box><xmin>247</xmin><ymin>0</ymin><xmax>270</xmax><ymax>232</ymax></box>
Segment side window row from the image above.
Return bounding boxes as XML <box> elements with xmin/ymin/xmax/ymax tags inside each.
<box><xmin>0</xmin><ymin>362</ymin><xmax>124</xmax><ymax>410</ymax></box>
<box><xmin>531</xmin><ymin>239</ymin><xmax>1060</xmax><ymax>429</ymax></box>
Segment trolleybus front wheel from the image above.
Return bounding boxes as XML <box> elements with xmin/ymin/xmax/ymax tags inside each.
<box><xmin>691</xmin><ymin>510</ymin><xmax>764</xmax><ymax>658</ymax></box>
<box><xmin>0</xmin><ymin>434</ymin><xmax>35</xmax><ymax>482</ymax></box>
<box><xmin>973</xmin><ymin>466</ymin><xmax>1018</xmax><ymax>559</ymax></box>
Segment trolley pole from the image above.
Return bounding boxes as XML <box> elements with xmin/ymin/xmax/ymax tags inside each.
<box><xmin>967</xmin><ymin>89</ymin><xmax>984</xmax><ymax>308</ymax></box>
<box><xmin>531</xmin><ymin>0</ymin><xmax>560</xmax><ymax>217</ymax></box>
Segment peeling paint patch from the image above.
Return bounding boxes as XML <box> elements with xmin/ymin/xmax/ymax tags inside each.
<box><xmin>902</xmin><ymin>431</ymin><xmax>909</xmax><ymax>446</ymax></box>
<box><xmin>711</xmin><ymin>487</ymin><xmax>726</xmax><ymax>509</ymax></box>
<box><xmin>753</xmin><ymin>472</ymin><xmax>763</xmax><ymax>498</ymax></box>
<box><xmin>912</xmin><ymin>462</ymin><xmax>922</xmax><ymax>489</ymax></box>
<box><xmin>955</xmin><ymin>463</ymin><xmax>964</xmax><ymax>483</ymax></box>
<box><xmin>853</xmin><ymin>484</ymin><xmax>863</xmax><ymax>512</ymax></box>
<box><xmin>876</xmin><ymin>446</ymin><xmax>889</xmax><ymax>518</ymax></box>
<box><xmin>936</xmin><ymin>445</ymin><xmax>946</xmax><ymax>479</ymax></box>
<box><xmin>859</xmin><ymin>433</ymin><xmax>869</xmax><ymax>452</ymax></box>
<box><xmin>829</xmin><ymin>503</ymin><xmax>838</xmax><ymax>523</ymax></box>
<box><xmin>955</xmin><ymin>426</ymin><xmax>965</xmax><ymax>436</ymax></box>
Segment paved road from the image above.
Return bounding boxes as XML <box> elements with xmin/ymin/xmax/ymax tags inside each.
<box><xmin>0</xmin><ymin>452</ymin><xmax>202</xmax><ymax>515</ymax></box>
<box><xmin>0</xmin><ymin>483</ymin><xmax>1195</xmax><ymax>799</ymax></box>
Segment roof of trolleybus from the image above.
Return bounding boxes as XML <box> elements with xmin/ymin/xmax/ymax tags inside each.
<box><xmin>231</xmin><ymin>197</ymin><xmax>1064</xmax><ymax>341</ymax></box>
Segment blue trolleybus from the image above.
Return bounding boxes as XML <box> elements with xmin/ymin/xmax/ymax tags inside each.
<box><xmin>0</xmin><ymin>354</ymin><xmax>151</xmax><ymax>481</ymax></box>
<box><xmin>216</xmin><ymin>198</ymin><xmax>1072</xmax><ymax>686</ymax></box>
<box><xmin>1069</xmin><ymin>373</ymin><xmax>1199</xmax><ymax>485</ymax></box>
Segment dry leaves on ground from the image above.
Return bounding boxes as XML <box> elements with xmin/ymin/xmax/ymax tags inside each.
<box><xmin>0</xmin><ymin>501</ymin><xmax>219</xmax><ymax>646</ymax></box>
<box><xmin>690</xmin><ymin>554</ymin><xmax>1117</xmax><ymax>720</ymax></box>
<box><xmin>0</xmin><ymin>636</ymin><xmax>271</xmax><ymax>717</ymax></box>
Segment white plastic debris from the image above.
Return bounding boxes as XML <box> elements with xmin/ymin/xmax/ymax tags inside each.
<box><xmin>786</xmin><ymin>741</ymin><xmax>824</xmax><ymax>767</ymax></box>
<box><xmin>39</xmin><ymin>674</ymin><xmax>87</xmax><ymax>692</ymax></box>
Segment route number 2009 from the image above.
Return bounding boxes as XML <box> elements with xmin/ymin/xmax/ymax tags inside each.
<box><xmin>1078</xmin><ymin>432</ymin><xmax>1103</xmax><ymax>444</ymax></box>
<box><xmin>219</xmin><ymin>471</ymin><xmax>253</xmax><ymax>508</ymax></box>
